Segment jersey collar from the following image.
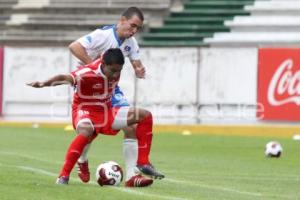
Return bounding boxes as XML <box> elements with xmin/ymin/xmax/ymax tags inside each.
<box><xmin>95</xmin><ymin>62</ymin><xmax>106</xmax><ymax>78</ymax></box>
<box><xmin>113</xmin><ymin>25</ymin><xmax>124</xmax><ymax>47</ymax></box>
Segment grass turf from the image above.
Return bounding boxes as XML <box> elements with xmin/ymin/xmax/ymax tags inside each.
<box><xmin>0</xmin><ymin>126</ymin><xmax>300</xmax><ymax>200</ymax></box>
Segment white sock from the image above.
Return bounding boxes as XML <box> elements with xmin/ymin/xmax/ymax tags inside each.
<box><xmin>78</xmin><ymin>143</ymin><xmax>91</xmax><ymax>163</ymax></box>
<box><xmin>123</xmin><ymin>138</ymin><xmax>138</xmax><ymax>181</ymax></box>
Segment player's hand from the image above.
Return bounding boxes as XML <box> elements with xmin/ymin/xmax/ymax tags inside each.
<box><xmin>26</xmin><ymin>82</ymin><xmax>45</xmax><ymax>88</ymax></box>
<box><xmin>134</xmin><ymin>65</ymin><xmax>145</xmax><ymax>79</ymax></box>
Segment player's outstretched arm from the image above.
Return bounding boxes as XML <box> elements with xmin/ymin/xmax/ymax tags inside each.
<box><xmin>69</xmin><ymin>41</ymin><xmax>93</xmax><ymax>65</ymax></box>
<box><xmin>131</xmin><ymin>59</ymin><xmax>146</xmax><ymax>79</ymax></box>
<box><xmin>26</xmin><ymin>74</ymin><xmax>74</xmax><ymax>88</ymax></box>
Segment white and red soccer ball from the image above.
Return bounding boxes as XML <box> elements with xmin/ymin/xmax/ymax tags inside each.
<box><xmin>95</xmin><ymin>161</ymin><xmax>123</xmax><ymax>186</ymax></box>
<box><xmin>265</xmin><ymin>141</ymin><xmax>283</xmax><ymax>158</ymax></box>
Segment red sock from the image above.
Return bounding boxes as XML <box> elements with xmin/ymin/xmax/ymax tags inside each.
<box><xmin>59</xmin><ymin>134</ymin><xmax>90</xmax><ymax>177</ymax></box>
<box><xmin>136</xmin><ymin>113</ymin><xmax>153</xmax><ymax>165</ymax></box>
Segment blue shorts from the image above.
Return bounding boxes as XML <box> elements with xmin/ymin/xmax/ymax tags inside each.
<box><xmin>112</xmin><ymin>85</ymin><xmax>130</xmax><ymax>107</ymax></box>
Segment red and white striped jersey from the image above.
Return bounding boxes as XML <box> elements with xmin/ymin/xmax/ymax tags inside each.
<box><xmin>70</xmin><ymin>58</ymin><xmax>119</xmax><ymax>111</ymax></box>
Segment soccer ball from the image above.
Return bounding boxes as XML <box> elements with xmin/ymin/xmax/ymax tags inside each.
<box><xmin>265</xmin><ymin>141</ymin><xmax>283</xmax><ymax>158</ymax></box>
<box><xmin>95</xmin><ymin>161</ymin><xmax>123</xmax><ymax>186</ymax></box>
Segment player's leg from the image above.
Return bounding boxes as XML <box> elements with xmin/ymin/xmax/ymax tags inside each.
<box><xmin>78</xmin><ymin>142</ymin><xmax>91</xmax><ymax>164</ymax></box>
<box><xmin>110</xmin><ymin>107</ymin><xmax>152</xmax><ymax>187</ymax></box>
<box><xmin>112</xmin><ymin>107</ymin><xmax>165</xmax><ymax>180</ymax></box>
<box><xmin>76</xmin><ymin>86</ymin><xmax>139</xmax><ymax>183</ymax></box>
<box><xmin>76</xmin><ymin>132</ymin><xmax>97</xmax><ymax>183</ymax></box>
<box><xmin>111</xmin><ymin>86</ymin><xmax>140</xmax><ymax>182</ymax></box>
<box><xmin>56</xmin><ymin>119</ymin><xmax>95</xmax><ymax>184</ymax></box>
<box><xmin>122</xmin><ymin>125</ymin><xmax>139</xmax><ymax>180</ymax></box>
<box><xmin>121</xmin><ymin>125</ymin><xmax>154</xmax><ymax>186</ymax></box>
<box><xmin>76</xmin><ymin>139</ymin><xmax>94</xmax><ymax>183</ymax></box>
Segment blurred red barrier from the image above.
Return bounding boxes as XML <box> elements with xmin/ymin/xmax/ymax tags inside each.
<box><xmin>257</xmin><ymin>48</ymin><xmax>300</xmax><ymax>121</ymax></box>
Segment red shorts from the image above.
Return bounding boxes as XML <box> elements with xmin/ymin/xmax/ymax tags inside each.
<box><xmin>72</xmin><ymin>106</ymin><xmax>121</xmax><ymax>135</ymax></box>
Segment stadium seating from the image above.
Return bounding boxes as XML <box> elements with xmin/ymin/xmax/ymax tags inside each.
<box><xmin>5</xmin><ymin>0</ymin><xmax>296</xmax><ymax>47</ymax></box>
<box><xmin>140</xmin><ymin>0</ymin><xmax>255</xmax><ymax>46</ymax></box>
<box><xmin>48</xmin><ymin>0</ymin><xmax>169</xmax><ymax>9</ymax></box>
<box><xmin>205</xmin><ymin>0</ymin><xmax>300</xmax><ymax>46</ymax></box>
<box><xmin>0</xmin><ymin>0</ymin><xmax>171</xmax><ymax>45</ymax></box>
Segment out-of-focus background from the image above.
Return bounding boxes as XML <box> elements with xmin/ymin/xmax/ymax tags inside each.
<box><xmin>1</xmin><ymin>0</ymin><xmax>299</xmax><ymax>125</ymax></box>
<box><xmin>2</xmin><ymin>1</ymin><xmax>300</xmax><ymax>200</ymax></box>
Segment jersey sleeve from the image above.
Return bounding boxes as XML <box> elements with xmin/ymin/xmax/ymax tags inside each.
<box><xmin>128</xmin><ymin>37</ymin><xmax>140</xmax><ymax>61</ymax></box>
<box><xmin>70</xmin><ymin>68</ymin><xmax>80</xmax><ymax>85</ymax></box>
<box><xmin>70</xmin><ymin>66</ymin><xmax>91</xmax><ymax>84</ymax></box>
<box><xmin>77</xmin><ymin>29</ymin><xmax>106</xmax><ymax>50</ymax></box>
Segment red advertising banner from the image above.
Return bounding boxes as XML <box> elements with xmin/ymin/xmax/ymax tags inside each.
<box><xmin>257</xmin><ymin>48</ymin><xmax>300</xmax><ymax>121</ymax></box>
<box><xmin>0</xmin><ymin>47</ymin><xmax>3</xmax><ymax>116</ymax></box>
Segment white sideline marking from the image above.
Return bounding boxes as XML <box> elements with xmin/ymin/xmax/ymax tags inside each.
<box><xmin>165</xmin><ymin>170</ymin><xmax>300</xmax><ymax>180</ymax></box>
<box><xmin>2</xmin><ymin>152</ymin><xmax>295</xmax><ymax>199</ymax></box>
<box><xmin>165</xmin><ymin>178</ymin><xmax>262</xmax><ymax>197</ymax></box>
<box><xmin>17</xmin><ymin>165</ymin><xmax>58</xmax><ymax>177</ymax></box>
<box><xmin>0</xmin><ymin>162</ymin><xmax>295</xmax><ymax>199</ymax></box>
<box><xmin>7</xmin><ymin>164</ymin><xmax>188</xmax><ymax>200</ymax></box>
<box><xmin>0</xmin><ymin>151</ymin><xmax>62</xmax><ymax>165</ymax></box>
<box><xmin>115</xmin><ymin>188</ymin><xmax>189</xmax><ymax>200</ymax></box>
<box><xmin>165</xmin><ymin>178</ymin><xmax>295</xmax><ymax>199</ymax></box>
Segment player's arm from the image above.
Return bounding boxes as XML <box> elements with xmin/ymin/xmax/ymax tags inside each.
<box><xmin>131</xmin><ymin>59</ymin><xmax>146</xmax><ymax>79</ymax></box>
<box><xmin>69</xmin><ymin>41</ymin><xmax>93</xmax><ymax>65</ymax></box>
<box><xmin>26</xmin><ymin>74</ymin><xmax>74</xmax><ymax>88</ymax></box>
<box><xmin>129</xmin><ymin>38</ymin><xmax>145</xmax><ymax>79</ymax></box>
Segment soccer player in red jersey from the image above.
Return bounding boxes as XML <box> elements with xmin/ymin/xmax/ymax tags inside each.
<box><xmin>27</xmin><ymin>48</ymin><xmax>163</xmax><ymax>186</ymax></box>
<box><xmin>69</xmin><ymin>7</ymin><xmax>148</xmax><ymax>184</ymax></box>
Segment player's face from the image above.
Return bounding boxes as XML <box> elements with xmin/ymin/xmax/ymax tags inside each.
<box><xmin>120</xmin><ymin>15</ymin><xmax>143</xmax><ymax>38</ymax></box>
<box><xmin>103</xmin><ymin>63</ymin><xmax>123</xmax><ymax>80</ymax></box>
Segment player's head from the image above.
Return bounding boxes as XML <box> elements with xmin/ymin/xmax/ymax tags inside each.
<box><xmin>102</xmin><ymin>48</ymin><xmax>124</xmax><ymax>79</ymax></box>
<box><xmin>118</xmin><ymin>7</ymin><xmax>144</xmax><ymax>39</ymax></box>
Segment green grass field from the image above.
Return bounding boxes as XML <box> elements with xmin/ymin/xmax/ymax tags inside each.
<box><xmin>1</xmin><ymin>126</ymin><xmax>300</xmax><ymax>200</ymax></box>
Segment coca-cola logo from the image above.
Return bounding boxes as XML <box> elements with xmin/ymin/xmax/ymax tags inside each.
<box><xmin>268</xmin><ymin>59</ymin><xmax>300</xmax><ymax>106</ymax></box>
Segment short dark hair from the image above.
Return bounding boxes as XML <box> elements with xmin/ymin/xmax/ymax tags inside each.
<box><xmin>103</xmin><ymin>48</ymin><xmax>124</xmax><ymax>66</ymax></box>
<box><xmin>122</xmin><ymin>7</ymin><xmax>144</xmax><ymax>21</ymax></box>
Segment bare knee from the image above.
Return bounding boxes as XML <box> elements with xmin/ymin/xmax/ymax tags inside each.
<box><xmin>123</xmin><ymin>125</ymin><xmax>136</xmax><ymax>139</ymax></box>
<box><xmin>76</xmin><ymin>122</ymin><xmax>94</xmax><ymax>138</ymax></box>
<box><xmin>139</xmin><ymin>109</ymin><xmax>152</xmax><ymax>119</ymax></box>
<box><xmin>127</xmin><ymin>108</ymin><xmax>152</xmax><ymax>126</ymax></box>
